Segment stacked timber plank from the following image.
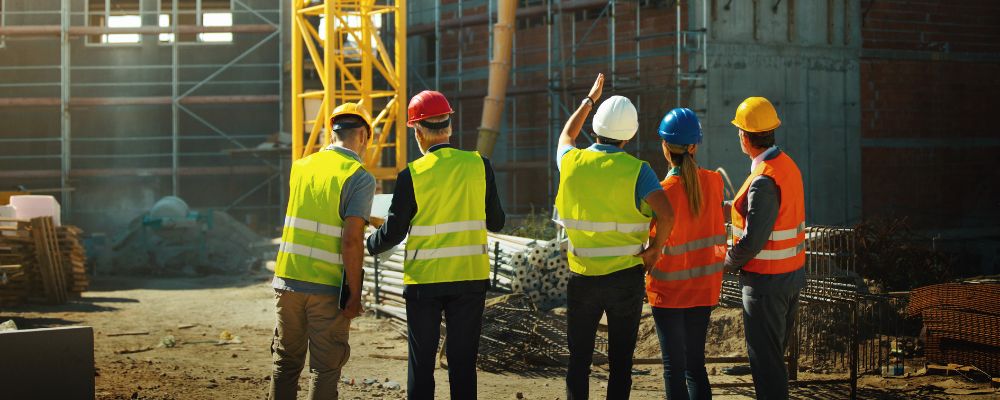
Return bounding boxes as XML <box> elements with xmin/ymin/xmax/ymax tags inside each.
<box><xmin>31</xmin><ymin>217</ymin><xmax>68</xmax><ymax>304</ymax></box>
<box><xmin>0</xmin><ymin>218</ymin><xmax>33</xmax><ymax>305</ymax></box>
<box><xmin>58</xmin><ymin>225</ymin><xmax>89</xmax><ymax>294</ymax></box>
<box><xmin>908</xmin><ymin>282</ymin><xmax>1000</xmax><ymax>376</ymax></box>
<box><xmin>0</xmin><ymin>217</ymin><xmax>89</xmax><ymax>306</ymax></box>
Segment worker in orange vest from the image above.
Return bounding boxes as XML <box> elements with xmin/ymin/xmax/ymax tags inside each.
<box><xmin>646</xmin><ymin>108</ymin><xmax>726</xmax><ymax>400</ymax></box>
<box><xmin>725</xmin><ymin>97</ymin><xmax>806</xmax><ymax>400</ymax></box>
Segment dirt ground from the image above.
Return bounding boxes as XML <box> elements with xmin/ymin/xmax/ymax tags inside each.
<box><xmin>1</xmin><ymin>274</ymin><xmax>996</xmax><ymax>400</ymax></box>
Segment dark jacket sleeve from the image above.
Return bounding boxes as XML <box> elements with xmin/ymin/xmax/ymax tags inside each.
<box><xmin>483</xmin><ymin>157</ymin><xmax>506</xmax><ymax>232</ymax></box>
<box><xmin>725</xmin><ymin>176</ymin><xmax>779</xmax><ymax>269</ymax></box>
<box><xmin>366</xmin><ymin>168</ymin><xmax>416</xmax><ymax>255</ymax></box>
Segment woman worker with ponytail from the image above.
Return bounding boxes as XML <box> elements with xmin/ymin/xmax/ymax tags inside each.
<box><xmin>646</xmin><ymin>108</ymin><xmax>727</xmax><ymax>400</ymax></box>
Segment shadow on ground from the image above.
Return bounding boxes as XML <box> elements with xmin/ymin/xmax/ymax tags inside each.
<box><xmin>1</xmin><ymin>298</ymin><xmax>121</xmax><ymax>314</ymax></box>
<box><xmin>85</xmin><ymin>273</ymin><xmax>271</xmax><ymax>292</ymax></box>
<box><xmin>723</xmin><ymin>383</ymin><xmax>952</xmax><ymax>399</ymax></box>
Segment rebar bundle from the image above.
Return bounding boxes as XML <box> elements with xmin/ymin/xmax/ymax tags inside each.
<box><xmin>909</xmin><ymin>282</ymin><xmax>1000</xmax><ymax>376</ymax></box>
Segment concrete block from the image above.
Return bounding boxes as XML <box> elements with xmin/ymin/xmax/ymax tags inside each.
<box><xmin>0</xmin><ymin>326</ymin><xmax>95</xmax><ymax>400</ymax></box>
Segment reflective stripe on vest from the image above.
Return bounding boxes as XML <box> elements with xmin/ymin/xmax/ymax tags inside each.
<box><xmin>555</xmin><ymin>219</ymin><xmax>649</xmax><ymax>234</ymax></box>
<box><xmin>752</xmin><ymin>243</ymin><xmax>805</xmax><ymax>261</ymax></box>
<box><xmin>279</xmin><ymin>241</ymin><xmax>343</xmax><ymax>265</ymax></box>
<box><xmin>285</xmin><ymin>216</ymin><xmax>343</xmax><ymax>238</ymax></box>
<box><xmin>405</xmin><ymin>244</ymin><xmax>488</xmax><ymax>261</ymax></box>
<box><xmin>661</xmin><ymin>234</ymin><xmax>727</xmax><ymax>256</ymax></box>
<box><xmin>569</xmin><ymin>242</ymin><xmax>644</xmax><ymax>258</ymax></box>
<box><xmin>409</xmin><ymin>220</ymin><xmax>485</xmax><ymax>236</ymax></box>
<box><xmin>731</xmin><ymin>222</ymin><xmax>804</xmax><ymax>242</ymax></box>
<box><xmin>648</xmin><ymin>261</ymin><xmax>725</xmax><ymax>281</ymax></box>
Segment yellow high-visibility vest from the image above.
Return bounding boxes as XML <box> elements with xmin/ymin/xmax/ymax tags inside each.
<box><xmin>555</xmin><ymin>148</ymin><xmax>651</xmax><ymax>276</ymax></box>
<box><xmin>274</xmin><ymin>150</ymin><xmax>367</xmax><ymax>286</ymax></box>
<box><xmin>404</xmin><ymin>147</ymin><xmax>490</xmax><ymax>284</ymax></box>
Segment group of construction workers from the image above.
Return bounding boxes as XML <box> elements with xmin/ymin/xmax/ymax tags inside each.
<box><xmin>267</xmin><ymin>72</ymin><xmax>805</xmax><ymax>400</ymax></box>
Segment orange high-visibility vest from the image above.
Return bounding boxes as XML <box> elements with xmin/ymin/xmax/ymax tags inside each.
<box><xmin>646</xmin><ymin>168</ymin><xmax>727</xmax><ymax>308</ymax></box>
<box><xmin>731</xmin><ymin>151</ymin><xmax>806</xmax><ymax>275</ymax></box>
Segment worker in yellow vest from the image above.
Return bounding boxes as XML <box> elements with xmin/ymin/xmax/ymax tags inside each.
<box><xmin>269</xmin><ymin>103</ymin><xmax>375</xmax><ymax>400</ymax></box>
<box><xmin>725</xmin><ymin>97</ymin><xmax>806</xmax><ymax>400</ymax></box>
<box><xmin>367</xmin><ymin>90</ymin><xmax>505</xmax><ymax>399</ymax></box>
<box><xmin>555</xmin><ymin>73</ymin><xmax>675</xmax><ymax>400</ymax></box>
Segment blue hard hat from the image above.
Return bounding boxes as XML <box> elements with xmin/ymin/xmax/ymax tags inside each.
<box><xmin>657</xmin><ymin>108</ymin><xmax>702</xmax><ymax>145</ymax></box>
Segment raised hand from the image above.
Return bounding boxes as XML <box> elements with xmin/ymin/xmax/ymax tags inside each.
<box><xmin>588</xmin><ymin>73</ymin><xmax>605</xmax><ymax>103</ymax></box>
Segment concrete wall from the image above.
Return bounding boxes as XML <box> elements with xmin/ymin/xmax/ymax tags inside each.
<box><xmin>696</xmin><ymin>0</ymin><xmax>863</xmax><ymax>226</ymax></box>
<box><xmin>0</xmin><ymin>0</ymin><xmax>283</xmax><ymax>235</ymax></box>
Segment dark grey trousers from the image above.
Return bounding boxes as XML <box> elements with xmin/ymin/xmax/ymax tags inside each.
<box><xmin>742</xmin><ymin>284</ymin><xmax>800</xmax><ymax>400</ymax></box>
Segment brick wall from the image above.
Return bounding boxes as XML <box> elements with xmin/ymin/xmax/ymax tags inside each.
<box><xmin>421</xmin><ymin>0</ymin><xmax>685</xmax><ymax>213</ymax></box>
<box><xmin>860</xmin><ymin>0</ymin><xmax>1000</xmax><ymax>228</ymax></box>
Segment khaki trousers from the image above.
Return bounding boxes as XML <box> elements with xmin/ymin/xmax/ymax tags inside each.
<box><xmin>269</xmin><ymin>289</ymin><xmax>351</xmax><ymax>400</ymax></box>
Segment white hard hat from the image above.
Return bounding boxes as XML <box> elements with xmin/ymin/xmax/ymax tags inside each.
<box><xmin>593</xmin><ymin>95</ymin><xmax>638</xmax><ymax>141</ymax></box>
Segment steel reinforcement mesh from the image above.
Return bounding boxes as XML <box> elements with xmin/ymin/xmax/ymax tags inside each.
<box><xmin>475</xmin><ymin>293</ymin><xmax>609</xmax><ymax>373</ymax></box>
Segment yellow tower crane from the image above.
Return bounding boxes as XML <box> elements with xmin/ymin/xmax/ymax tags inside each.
<box><xmin>290</xmin><ymin>0</ymin><xmax>407</xmax><ymax>179</ymax></box>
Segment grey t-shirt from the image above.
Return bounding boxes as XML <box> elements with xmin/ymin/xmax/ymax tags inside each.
<box><xmin>272</xmin><ymin>145</ymin><xmax>376</xmax><ymax>295</ymax></box>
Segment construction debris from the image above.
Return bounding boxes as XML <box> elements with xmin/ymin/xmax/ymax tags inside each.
<box><xmin>475</xmin><ymin>293</ymin><xmax>607</xmax><ymax>372</ymax></box>
<box><xmin>0</xmin><ymin>216</ymin><xmax>89</xmax><ymax>306</ymax></box>
<box><xmin>0</xmin><ymin>319</ymin><xmax>16</xmax><ymax>332</ymax></box>
<box><xmin>111</xmin><ymin>197</ymin><xmax>268</xmax><ymax>275</ymax></box>
<box><xmin>908</xmin><ymin>281</ymin><xmax>1000</xmax><ymax>376</ymax></box>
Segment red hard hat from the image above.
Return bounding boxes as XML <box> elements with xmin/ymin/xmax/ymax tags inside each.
<box><xmin>407</xmin><ymin>90</ymin><xmax>453</xmax><ymax>127</ymax></box>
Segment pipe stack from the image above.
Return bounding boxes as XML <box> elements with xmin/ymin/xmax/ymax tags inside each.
<box><xmin>360</xmin><ymin>231</ymin><xmax>572</xmax><ymax>323</ymax></box>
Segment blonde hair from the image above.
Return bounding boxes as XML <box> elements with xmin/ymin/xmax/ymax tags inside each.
<box><xmin>665</xmin><ymin>143</ymin><xmax>702</xmax><ymax>217</ymax></box>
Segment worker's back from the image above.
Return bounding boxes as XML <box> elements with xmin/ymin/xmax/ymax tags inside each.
<box><xmin>404</xmin><ymin>147</ymin><xmax>489</xmax><ymax>284</ymax></box>
<box><xmin>555</xmin><ymin>148</ymin><xmax>651</xmax><ymax>276</ymax></box>
<box><xmin>646</xmin><ymin>168</ymin><xmax>726</xmax><ymax>308</ymax></box>
<box><xmin>731</xmin><ymin>151</ymin><xmax>805</xmax><ymax>275</ymax></box>
<box><xmin>276</xmin><ymin>150</ymin><xmax>363</xmax><ymax>287</ymax></box>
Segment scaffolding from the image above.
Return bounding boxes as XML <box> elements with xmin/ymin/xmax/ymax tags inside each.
<box><xmin>0</xmin><ymin>0</ymin><xmax>282</xmax><ymax>226</ymax></box>
<box><xmin>290</xmin><ymin>0</ymin><xmax>407</xmax><ymax>180</ymax></box>
<box><xmin>406</xmin><ymin>0</ymin><xmax>708</xmax><ymax>214</ymax></box>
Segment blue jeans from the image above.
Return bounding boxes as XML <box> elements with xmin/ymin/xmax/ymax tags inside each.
<box><xmin>651</xmin><ymin>306</ymin><xmax>712</xmax><ymax>400</ymax></box>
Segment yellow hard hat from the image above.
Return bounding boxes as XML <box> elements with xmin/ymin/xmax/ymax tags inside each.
<box><xmin>329</xmin><ymin>102</ymin><xmax>373</xmax><ymax>134</ymax></box>
<box><xmin>731</xmin><ymin>97</ymin><xmax>781</xmax><ymax>133</ymax></box>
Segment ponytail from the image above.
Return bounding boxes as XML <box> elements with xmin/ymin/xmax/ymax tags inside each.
<box><xmin>665</xmin><ymin>143</ymin><xmax>703</xmax><ymax>217</ymax></box>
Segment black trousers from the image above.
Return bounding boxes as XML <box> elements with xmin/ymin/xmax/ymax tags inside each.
<box><xmin>405</xmin><ymin>290</ymin><xmax>486</xmax><ymax>400</ymax></box>
<box><xmin>743</xmin><ymin>287</ymin><xmax>800</xmax><ymax>400</ymax></box>
<box><xmin>566</xmin><ymin>266</ymin><xmax>645</xmax><ymax>400</ymax></box>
